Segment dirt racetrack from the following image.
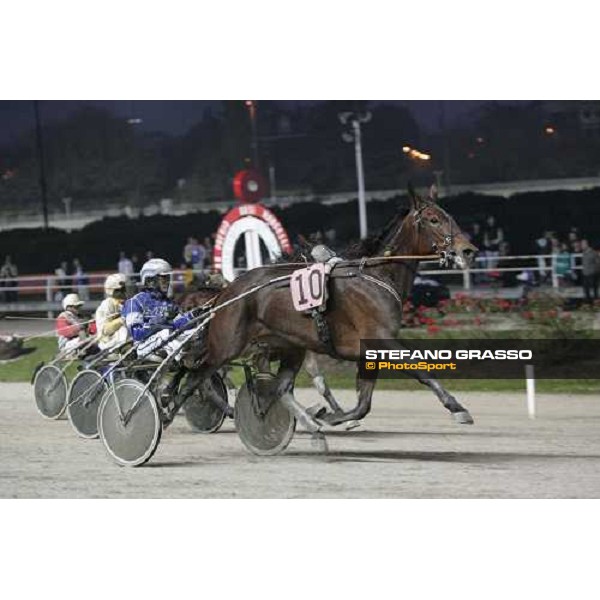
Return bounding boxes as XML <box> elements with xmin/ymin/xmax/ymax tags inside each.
<box><xmin>2</xmin><ymin>382</ymin><xmax>600</xmax><ymax>498</ymax></box>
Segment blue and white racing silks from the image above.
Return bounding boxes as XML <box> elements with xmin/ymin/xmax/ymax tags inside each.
<box><xmin>122</xmin><ymin>290</ymin><xmax>192</xmax><ymax>343</ymax></box>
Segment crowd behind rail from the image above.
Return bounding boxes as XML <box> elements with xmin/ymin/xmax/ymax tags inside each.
<box><xmin>2</xmin><ymin>221</ymin><xmax>600</xmax><ymax>306</ymax></box>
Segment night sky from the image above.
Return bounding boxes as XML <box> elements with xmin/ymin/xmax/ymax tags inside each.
<box><xmin>0</xmin><ymin>100</ymin><xmax>507</xmax><ymax>146</ymax></box>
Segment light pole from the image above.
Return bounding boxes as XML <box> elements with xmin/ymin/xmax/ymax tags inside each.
<box><xmin>340</xmin><ymin>110</ymin><xmax>371</xmax><ymax>239</ymax></box>
<box><xmin>438</xmin><ymin>100</ymin><xmax>452</xmax><ymax>195</ymax></box>
<box><xmin>127</xmin><ymin>114</ymin><xmax>143</xmax><ymax>207</ymax></box>
<box><xmin>245</xmin><ymin>101</ymin><xmax>259</xmax><ymax>167</ymax></box>
<box><xmin>268</xmin><ymin>163</ymin><xmax>276</xmax><ymax>204</ymax></box>
<box><xmin>62</xmin><ymin>197</ymin><xmax>73</xmax><ymax>232</ymax></box>
<box><xmin>33</xmin><ymin>100</ymin><xmax>49</xmax><ymax>231</ymax></box>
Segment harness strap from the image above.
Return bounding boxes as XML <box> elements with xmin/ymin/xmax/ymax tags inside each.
<box><xmin>309</xmin><ymin>309</ymin><xmax>337</xmax><ymax>358</ymax></box>
<box><xmin>358</xmin><ymin>272</ymin><xmax>403</xmax><ymax>305</ymax></box>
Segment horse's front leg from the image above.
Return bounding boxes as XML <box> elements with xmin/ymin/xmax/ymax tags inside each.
<box><xmin>410</xmin><ymin>372</ymin><xmax>474</xmax><ymax>424</ymax></box>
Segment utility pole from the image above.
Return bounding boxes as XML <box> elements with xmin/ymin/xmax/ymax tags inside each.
<box><xmin>245</xmin><ymin>101</ymin><xmax>259</xmax><ymax>167</ymax></box>
<box><xmin>128</xmin><ymin>105</ymin><xmax>143</xmax><ymax>208</ymax></box>
<box><xmin>340</xmin><ymin>110</ymin><xmax>371</xmax><ymax>239</ymax></box>
<box><xmin>439</xmin><ymin>101</ymin><xmax>452</xmax><ymax>195</ymax></box>
<box><xmin>268</xmin><ymin>163</ymin><xmax>276</xmax><ymax>204</ymax></box>
<box><xmin>33</xmin><ymin>100</ymin><xmax>49</xmax><ymax>230</ymax></box>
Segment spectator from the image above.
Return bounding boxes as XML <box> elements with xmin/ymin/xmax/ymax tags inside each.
<box><xmin>581</xmin><ymin>239</ymin><xmax>600</xmax><ymax>305</ymax></box>
<box><xmin>310</xmin><ymin>230</ymin><xmax>324</xmax><ymax>244</ymax></box>
<box><xmin>72</xmin><ymin>258</ymin><xmax>89</xmax><ymax>301</ymax></box>
<box><xmin>325</xmin><ymin>227</ymin><xmax>337</xmax><ymax>247</ymax></box>
<box><xmin>568</xmin><ymin>230</ymin><xmax>580</xmax><ymax>250</ymax></box>
<box><xmin>483</xmin><ymin>215</ymin><xmax>504</xmax><ymax>271</ymax></box>
<box><xmin>496</xmin><ymin>241</ymin><xmax>519</xmax><ymax>287</ymax></box>
<box><xmin>178</xmin><ymin>262</ymin><xmax>197</xmax><ymax>290</ymax></box>
<box><xmin>535</xmin><ymin>230</ymin><xmax>553</xmax><ymax>284</ymax></box>
<box><xmin>469</xmin><ymin>222</ymin><xmax>484</xmax><ymax>247</ymax></box>
<box><xmin>130</xmin><ymin>254</ymin><xmax>141</xmax><ymax>288</ymax></box>
<box><xmin>553</xmin><ymin>242</ymin><xmax>572</xmax><ymax>287</ymax></box>
<box><xmin>173</xmin><ymin>264</ymin><xmax>187</xmax><ymax>294</ymax></box>
<box><xmin>145</xmin><ymin>250</ymin><xmax>154</xmax><ymax>262</ymax></box>
<box><xmin>203</xmin><ymin>236</ymin><xmax>213</xmax><ymax>266</ymax></box>
<box><xmin>131</xmin><ymin>253</ymin><xmax>140</xmax><ymax>274</ymax></box>
<box><xmin>55</xmin><ymin>260</ymin><xmax>71</xmax><ymax>301</ymax></box>
<box><xmin>571</xmin><ymin>239</ymin><xmax>583</xmax><ymax>285</ymax></box>
<box><xmin>182</xmin><ymin>237</ymin><xmax>195</xmax><ymax>264</ymax></box>
<box><xmin>183</xmin><ymin>237</ymin><xmax>206</xmax><ymax>271</ymax></box>
<box><xmin>0</xmin><ymin>256</ymin><xmax>18</xmax><ymax>302</ymax></box>
<box><xmin>118</xmin><ymin>251</ymin><xmax>134</xmax><ymax>277</ymax></box>
<box><xmin>468</xmin><ymin>222</ymin><xmax>484</xmax><ymax>283</ymax></box>
<box><xmin>118</xmin><ymin>251</ymin><xmax>135</xmax><ymax>295</ymax></box>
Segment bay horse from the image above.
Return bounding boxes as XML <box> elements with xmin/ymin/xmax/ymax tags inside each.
<box><xmin>178</xmin><ymin>283</ymin><xmax>352</xmax><ymax>425</ymax></box>
<box><xmin>183</xmin><ymin>186</ymin><xmax>477</xmax><ymax>432</ymax></box>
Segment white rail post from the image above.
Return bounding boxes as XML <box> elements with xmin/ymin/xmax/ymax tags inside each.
<box><xmin>551</xmin><ymin>254</ymin><xmax>559</xmax><ymax>289</ymax></box>
<box><xmin>46</xmin><ymin>276</ymin><xmax>54</xmax><ymax>319</ymax></box>
<box><xmin>525</xmin><ymin>364</ymin><xmax>536</xmax><ymax>419</ymax></box>
<box><xmin>463</xmin><ymin>268</ymin><xmax>471</xmax><ymax>291</ymax></box>
<box><xmin>353</xmin><ymin>119</ymin><xmax>368</xmax><ymax>240</ymax></box>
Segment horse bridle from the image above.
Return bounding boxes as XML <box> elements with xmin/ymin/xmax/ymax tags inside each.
<box><xmin>413</xmin><ymin>203</ymin><xmax>455</xmax><ymax>267</ymax></box>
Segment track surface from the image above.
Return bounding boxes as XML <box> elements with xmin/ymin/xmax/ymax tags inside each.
<box><xmin>2</xmin><ymin>383</ymin><xmax>600</xmax><ymax>498</ymax></box>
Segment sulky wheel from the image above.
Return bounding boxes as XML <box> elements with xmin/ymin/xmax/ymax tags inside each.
<box><xmin>34</xmin><ymin>364</ymin><xmax>68</xmax><ymax>420</ymax></box>
<box><xmin>184</xmin><ymin>373</ymin><xmax>228</xmax><ymax>434</ymax></box>
<box><xmin>67</xmin><ymin>369</ymin><xmax>107</xmax><ymax>439</ymax></box>
<box><xmin>98</xmin><ymin>379</ymin><xmax>162</xmax><ymax>467</ymax></box>
<box><xmin>234</xmin><ymin>379</ymin><xmax>296</xmax><ymax>456</ymax></box>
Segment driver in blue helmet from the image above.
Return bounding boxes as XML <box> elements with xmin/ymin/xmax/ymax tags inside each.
<box><xmin>122</xmin><ymin>258</ymin><xmax>197</xmax><ymax>360</ymax></box>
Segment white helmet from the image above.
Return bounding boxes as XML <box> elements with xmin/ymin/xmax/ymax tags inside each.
<box><xmin>62</xmin><ymin>293</ymin><xmax>84</xmax><ymax>310</ymax></box>
<box><xmin>140</xmin><ymin>258</ymin><xmax>173</xmax><ymax>287</ymax></box>
<box><xmin>104</xmin><ymin>273</ymin><xmax>127</xmax><ymax>297</ymax></box>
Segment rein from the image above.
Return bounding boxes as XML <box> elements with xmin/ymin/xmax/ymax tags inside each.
<box><xmin>347</xmin><ymin>253</ymin><xmax>438</xmax><ymax>265</ymax></box>
<box><xmin>259</xmin><ymin>253</ymin><xmax>439</xmax><ymax>269</ymax></box>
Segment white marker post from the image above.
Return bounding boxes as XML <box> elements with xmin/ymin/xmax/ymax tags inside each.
<box><xmin>525</xmin><ymin>364</ymin><xmax>536</xmax><ymax>419</ymax></box>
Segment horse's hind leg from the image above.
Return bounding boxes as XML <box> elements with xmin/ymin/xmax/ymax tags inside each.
<box><xmin>304</xmin><ymin>352</ymin><xmax>343</xmax><ymax>412</ymax></box>
<box><xmin>303</xmin><ymin>352</ymin><xmax>361</xmax><ymax>431</ymax></box>
<box><xmin>411</xmin><ymin>372</ymin><xmax>474</xmax><ymax>424</ymax></box>
<box><xmin>177</xmin><ymin>366</ymin><xmax>234</xmax><ymax>418</ymax></box>
<box><xmin>275</xmin><ymin>349</ymin><xmax>328</xmax><ymax>450</ymax></box>
<box><xmin>320</xmin><ymin>368</ymin><xmax>377</xmax><ymax>427</ymax></box>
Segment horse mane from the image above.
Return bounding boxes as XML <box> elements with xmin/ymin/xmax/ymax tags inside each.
<box><xmin>275</xmin><ymin>206</ymin><xmax>410</xmax><ymax>263</ymax></box>
<box><xmin>177</xmin><ymin>284</ymin><xmax>224</xmax><ymax>310</ymax></box>
<box><xmin>343</xmin><ymin>208</ymin><xmax>409</xmax><ymax>258</ymax></box>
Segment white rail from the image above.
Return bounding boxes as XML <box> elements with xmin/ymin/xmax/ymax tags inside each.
<box><xmin>0</xmin><ymin>254</ymin><xmax>589</xmax><ymax>315</ymax></box>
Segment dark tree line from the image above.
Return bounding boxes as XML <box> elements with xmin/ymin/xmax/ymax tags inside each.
<box><xmin>2</xmin><ymin>188</ymin><xmax>600</xmax><ymax>275</ymax></box>
<box><xmin>1</xmin><ymin>101</ymin><xmax>599</xmax><ymax>213</ymax></box>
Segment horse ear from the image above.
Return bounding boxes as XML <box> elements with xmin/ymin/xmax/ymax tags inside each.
<box><xmin>428</xmin><ymin>184</ymin><xmax>438</xmax><ymax>202</ymax></box>
<box><xmin>407</xmin><ymin>182</ymin><xmax>420</xmax><ymax>210</ymax></box>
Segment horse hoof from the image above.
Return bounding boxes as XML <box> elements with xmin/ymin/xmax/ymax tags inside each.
<box><xmin>319</xmin><ymin>412</ymin><xmax>342</xmax><ymax>426</ymax></box>
<box><xmin>306</xmin><ymin>404</ymin><xmax>327</xmax><ymax>419</ymax></box>
<box><xmin>453</xmin><ymin>411</ymin><xmax>474</xmax><ymax>425</ymax></box>
<box><xmin>345</xmin><ymin>420</ymin><xmax>361</xmax><ymax>431</ymax></box>
<box><xmin>311</xmin><ymin>432</ymin><xmax>329</xmax><ymax>454</ymax></box>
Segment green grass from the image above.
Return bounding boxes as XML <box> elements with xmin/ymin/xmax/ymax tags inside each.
<box><xmin>0</xmin><ymin>338</ymin><xmax>58</xmax><ymax>382</ymax></box>
<box><xmin>3</xmin><ymin>337</ymin><xmax>600</xmax><ymax>393</ymax></box>
<box><xmin>225</xmin><ymin>362</ymin><xmax>600</xmax><ymax>394</ymax></box>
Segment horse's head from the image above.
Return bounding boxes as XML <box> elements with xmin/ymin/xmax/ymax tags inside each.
<box><xmin>402</xmin><ymin>184</ymin><xmax>478</xmax><ymax>269</ymax></box>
